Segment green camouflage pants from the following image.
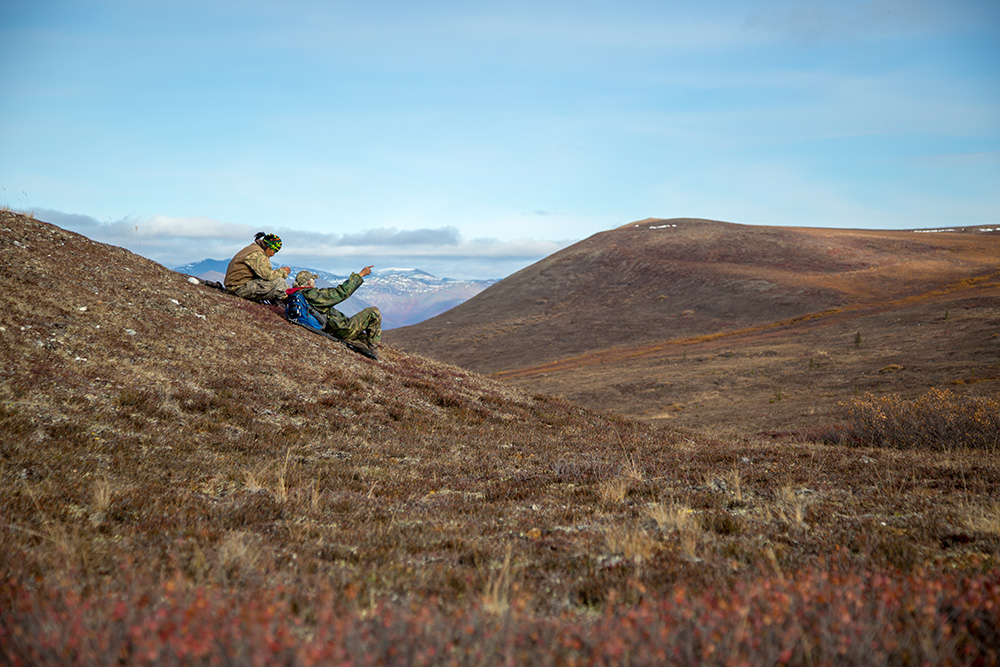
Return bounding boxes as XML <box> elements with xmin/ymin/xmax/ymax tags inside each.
<box><xmin>232</xmin><ymin>277</ymin><xmax>287</xmax><ymax>302</ymax></box>
<box><xmin>327</xmin><ymin>306</ymin><xmax>381</xmax><ymax>346</ymax></box>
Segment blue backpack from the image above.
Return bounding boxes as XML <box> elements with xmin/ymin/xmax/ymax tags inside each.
<box><xmin>284</xmin><ymin>291</ymin><xmax>327</xmax><ymax>331</ymax></box>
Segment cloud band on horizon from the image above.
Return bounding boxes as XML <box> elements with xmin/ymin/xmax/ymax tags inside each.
<box><xmin>33</xmin><ymin>208</ymin><xmax>569</xmax><ymax>280</ymax></box>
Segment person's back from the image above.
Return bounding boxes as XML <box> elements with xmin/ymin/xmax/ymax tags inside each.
<box><xmin>225</xmin><ymin>232</ymin><xmax>290</xmax><ymax>303</ymax></box>
<box><xmin>224</xmin><ymin>242</ymin><xmax>266</xmax><ymax>291</ymax></box>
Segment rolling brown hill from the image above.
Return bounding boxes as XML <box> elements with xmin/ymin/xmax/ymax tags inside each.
<box><xmin>389</xmin><ymin>218</ymin><xmax>1000</xmax><ymax>431</ymax></box>
<box><xmin>1</xmin><ymin>210</ymin><xmax>999</xmax><ymax>663</ymax></box>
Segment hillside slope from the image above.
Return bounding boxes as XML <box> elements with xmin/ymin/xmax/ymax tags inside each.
<box><xmin>0</xmin><ymin>209</ymin><xmax>664</xmax><ymax>604</ymax></box>
<box><xmin>2</xmin><ymin>211</ymin><xmax>999</xmax><ymax>664</ymax></box>
<box><xmin>389</xmin><ymin>218</ymin><xmax>1000</xmax><ymax>374</ymax></box>
<box><xmin>501</xmin><ymin>279</ymin><xmax>1000</xmax><ymax>432</ymax></box>
<box><xmin>389</xmin><ymin>218</ymin><xmax>1000</xmax><ymax>430</ymax></box>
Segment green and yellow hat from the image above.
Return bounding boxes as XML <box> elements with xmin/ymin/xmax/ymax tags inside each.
<box><xmin>254</xmin><ymin>232</ymin><xmax>282</xmax><ymax>252</ymax></box>
<box><xmin>261</xmin><ymin>233</ymin><xmax>282</xmax><ymax>252</ymax></box>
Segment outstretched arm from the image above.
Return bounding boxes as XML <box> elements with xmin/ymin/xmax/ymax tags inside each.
<box><xmin>307</xmin><ymin>270</ymin><xmax>367</xmax><ymax>309</ymax></box>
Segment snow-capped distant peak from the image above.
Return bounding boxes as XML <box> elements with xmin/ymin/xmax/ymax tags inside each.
<box><xmin>174</xmin><ymin>258</ymin><xmax>497</xmax><ymax>329</ymax></box>
<box><xmin>375</xmin><ymin>267</ymin><xmax>437</xmax><ymax>278</ymax></box>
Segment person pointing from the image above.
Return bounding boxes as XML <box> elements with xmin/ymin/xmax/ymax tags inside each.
<box><xmin>287</xmin><ymin>266</ymin><xmax>382</xmax><ymax>356</ymax></box>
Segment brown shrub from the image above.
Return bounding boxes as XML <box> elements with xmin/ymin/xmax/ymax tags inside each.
<box><xmin>829</xmin><ymin>388</ymin><xmax>1000</xmax><ymax>451</ymax></box>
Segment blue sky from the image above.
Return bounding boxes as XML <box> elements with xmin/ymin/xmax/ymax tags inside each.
<box><xmin>1</xmin><ymin>0</ymin><xmax>998</xmax><ymax>279</ymax></box>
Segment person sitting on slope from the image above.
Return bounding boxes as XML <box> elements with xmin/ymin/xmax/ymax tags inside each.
<box><xmin>224</xmin><ymin>232</ymin><xmax>291</xmax><ymax>304</ymax></box>
<box><xmin>288</xmin><ymin>269</ymin><xmax>382</xmax><ymax>355</ymax></box>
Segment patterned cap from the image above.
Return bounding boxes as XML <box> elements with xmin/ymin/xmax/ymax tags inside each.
<box><xmin>261</xmin><ymin>233</ymin><xmax>282</xmax><ymax>252</ymax></box>
<box><xmin>294</xmin><ymin>270</ymin><xmax>318</xmax><ymax>287</ymax></box>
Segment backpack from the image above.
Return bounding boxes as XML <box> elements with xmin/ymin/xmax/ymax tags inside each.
<box><xmin>284</xmin><ymin>291</ymin><xmax>327</xmax><ymax>331</ymax></box>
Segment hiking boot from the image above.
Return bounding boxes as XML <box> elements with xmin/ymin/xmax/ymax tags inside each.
<box><xmin>344</xmin><ymin>339</ymin><xmax>379</xmax><ymax>360</ymax></box>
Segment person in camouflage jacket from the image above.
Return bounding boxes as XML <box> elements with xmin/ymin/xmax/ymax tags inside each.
<box><xmin>224</xmin><ymin>232</ymin><xmax>291</xmax><ymax>302</ymax></box>
<box><xmin>288</xmin><ymin>269</ymin><xmax>382</xmax><ymax>352</ymax></box>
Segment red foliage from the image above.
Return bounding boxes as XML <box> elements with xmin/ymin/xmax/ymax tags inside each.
<box><xmin>2</xmin><ymin>563</ymin><xmax>998</xmax><ymax>666</ymax></box>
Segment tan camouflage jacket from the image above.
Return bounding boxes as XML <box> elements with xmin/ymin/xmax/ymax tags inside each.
<box><xmin>224</xmin><ymin>243</ymin><xmax>290</xmax><ymax>291</ymax></box>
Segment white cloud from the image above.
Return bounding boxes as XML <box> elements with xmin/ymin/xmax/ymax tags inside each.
<box><xmin>291</xmin><ymin>237</ymin><xmax>562</xmax><ymax>260</ymax></box>
<box><xmin>336</xmin><ymin>227</ymin><xmax>462</xmax><ymax>247</ymax></box>
<box><xmin>144</xmin><ymin>214</ymin><xmax>255</xmax><ymax>239</ymax></box>
<box><xmin>35</xmin><ymin>208</ymin><xmax>566</xmax><ymax>280</ymax></box>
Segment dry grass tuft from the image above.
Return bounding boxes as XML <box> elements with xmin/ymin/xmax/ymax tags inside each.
<box><xmin>965</xmin><ymin>502</ymin><xmax>1000</xmax><ymax>535</ymax></box>
<box><xmin>597</xmin><ymin>477</ymin><xmax>631</xmax><ymax>503</ymax></box>
<box><xmin>646</xmin><ymin>500</ymin><xmax>702</xmax><ymax>559</ymax></box>
<box><xmin>89</xmin><ymin>475</ymin><xmax>114</xmax><ymax>526</ymax></box>
<box><xmin>603</xmin><ymin>524</ymin><xmax>658</xmax><ymax>563</ymax></box>
<box><xmin>482</xmin><ymin>544</ymin><xmax>517</xmax><ymax>614</ymax></box>
<box><xmin>218</xmin><ymin>531</ymin><xmax>263</xmax><ymax>576</ymax></box>
<box><xmin>769</xmin><ymin>483</ymin><xmax>810</xmax><ymax>527</ymax></box>
<box><xmin>647</xmin><ymin>500</ymin><xmax>697</xmax><ymax>533</ymax></box>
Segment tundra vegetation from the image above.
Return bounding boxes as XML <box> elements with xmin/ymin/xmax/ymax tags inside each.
<box><xmin>392</xmin><ymin>217</ymin><xmax>1000</xmax><ymax>435</ymax></box>
<box><xmin>1</xmin><ymin>210</ymin><xmax>998</xmax><ymax>665</ymax></box>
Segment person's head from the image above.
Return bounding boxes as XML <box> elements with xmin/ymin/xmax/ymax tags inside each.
<box><xmin>254</xmin><ymin>232</ymin><xmax>282</xmax><ymax>256</ymax></box>
<box><xmin>294</xmin><ymin>270</ymin><xmax>318</xmax><ymax>288</ymax></box>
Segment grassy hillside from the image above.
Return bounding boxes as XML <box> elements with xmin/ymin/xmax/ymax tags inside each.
<box><xmin>498</xmin><ymin>274</ymin><xmax>1000</xmax><ymax>433</ymax></box>
<box><xmin>390</xmin><ymin>218</ymin><xmax>1000</xmax><ymax>431</ymax></box>
<box><xmin>1</xmin><ymin>211</ymin><xmax>998</xmax><ymax>664</ymax></box>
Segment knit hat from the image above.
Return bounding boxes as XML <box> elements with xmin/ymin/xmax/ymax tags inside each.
<box><xmin>295</xmin><ymin>270</ymin><xmax>318</xmax><ymax>287</ymax></box>
<box><xmin>255</xmin><ymin>232</ymin><xmax>282</xmax><ymax>252</ymax></box>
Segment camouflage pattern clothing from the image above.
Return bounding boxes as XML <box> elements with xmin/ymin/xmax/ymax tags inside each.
<box><xmin>224</xmin><ymin>243</ymin><xmax>290</xmax><ymax>302</ymax></box>
<box><xmin>292</xmin><ymin>272</ymin><xmax>382</xmax><ymax>346</ymax></box>
<box><xmin>233</xmin><ymin>276</ymin><xmax>288</xmax><ymax>302</ymax></box>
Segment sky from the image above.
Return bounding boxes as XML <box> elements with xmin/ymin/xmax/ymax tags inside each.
<box><xmin>1</xmin><ymin>0</ymin><xmax>998</xmax><ymax>280</ymax></box>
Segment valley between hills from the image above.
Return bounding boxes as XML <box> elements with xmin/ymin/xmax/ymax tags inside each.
<box><xmin>390</xmin><ymin>218</ymin><xmax>1000</xmax><ymax>434</ymax></box>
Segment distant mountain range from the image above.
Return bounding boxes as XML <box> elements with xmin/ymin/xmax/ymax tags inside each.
<box><xmin>173</xmin><ymin>259</ymin><xmax>496</xmax><ymax>330</ymax></box>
